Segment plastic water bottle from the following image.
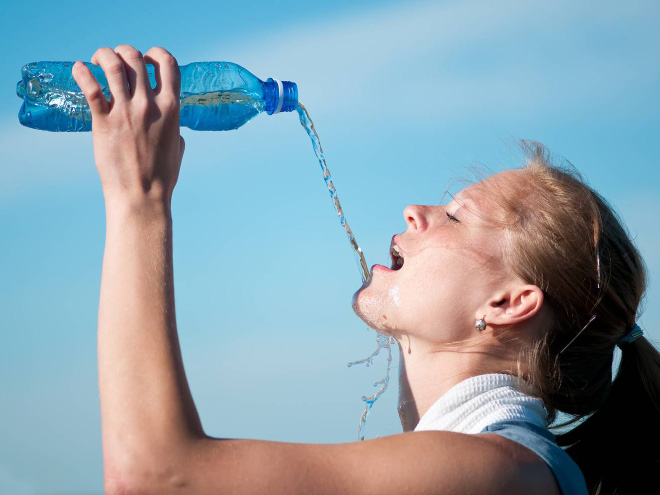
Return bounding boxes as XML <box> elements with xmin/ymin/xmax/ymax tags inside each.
<box><xmin>16</xmin><ymin>61</ymin><xmax>298</xmax><ymax>132</ymax></box>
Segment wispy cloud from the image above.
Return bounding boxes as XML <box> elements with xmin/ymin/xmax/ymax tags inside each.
<box><xmin>197</xmin><ymin>0</ymin><xmax>659</xmax><ymax>117</ymax></box>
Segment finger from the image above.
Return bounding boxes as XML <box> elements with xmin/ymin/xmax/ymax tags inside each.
<box><xmin>114</xmin><ymin>45</ymin><xmax>152</xmax><ymax>98</ymax></box>
<box><xmin>72</xmin><ymin>61</ymin><xmax>110</xmax><ymax>116</ymax></box>
<box><xmin>90</xmin><ymin>47</ymin><xmax>130</xmax><ymax>104</ymax></box>
<box><xmin>143</xmin><ymin>47</ymin><xmax>181</xmax><ymax>100</ymax></box>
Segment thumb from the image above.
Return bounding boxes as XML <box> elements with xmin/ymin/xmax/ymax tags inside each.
<box><xmin>179</xmin><ymin>135</ymin><xmax>186</xmax><ymax>162</ymax></box>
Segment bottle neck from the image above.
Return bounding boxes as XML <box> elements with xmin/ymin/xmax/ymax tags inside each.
<box><xmin>263</xmin><ymin>78</ymin><xmax>298</xmax><ymax>115</ymax></box>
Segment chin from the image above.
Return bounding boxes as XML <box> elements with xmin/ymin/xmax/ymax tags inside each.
<box><xmin>351</xmin><ymin>285</ymin><xmax>393</xmax><ymax>334</ymax></box>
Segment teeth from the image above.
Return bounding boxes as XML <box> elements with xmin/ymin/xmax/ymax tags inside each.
<box><xmin>390</xmin><ymin>244</ymin><xmax>404</xmax><ymax>269</ymax></box>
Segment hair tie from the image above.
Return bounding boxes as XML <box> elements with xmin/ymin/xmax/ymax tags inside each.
<box><xmin>559</xmin><ymin>315</ymin><xmax>596</xmax><ymax>355</ymax></box>
<box><xmin>616</xmin><ymin>323</ymin><xmax>644</xmax><ymax>348</ymax></box>
<box><xmin>559</xmin><ymin>319</ymin><xmax>644</xmax><ymax>355</ymax></box>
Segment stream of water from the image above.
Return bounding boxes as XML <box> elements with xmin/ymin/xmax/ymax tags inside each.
<box><xmin>296</xmin><ymin>103</ymin><xmax>394</xmax><ymax>441</ymax></box>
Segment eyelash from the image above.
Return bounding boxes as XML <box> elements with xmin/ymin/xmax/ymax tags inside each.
<box><xmin>446</xmin><ymin>212</ymin><xmax>460</xmax><ymax>223</ymax></box>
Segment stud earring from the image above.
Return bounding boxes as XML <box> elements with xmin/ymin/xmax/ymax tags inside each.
<box><xmin>475</xmin><ymin>316</ymin><xmax>487</xmax><ymax>331</ymax></box>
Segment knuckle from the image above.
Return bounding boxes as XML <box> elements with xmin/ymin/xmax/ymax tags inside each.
<box><xmin>115</xmin><ymin>45</ymin><xmax>143</xmax><ymax>61</ymax></box>
<box><xmin>87</xmin><ymin>88</ymin><xmax>104</xmax><ymax>102</ymax></box>
<box><xmin>94</xmin><ymin>46</ymin><xmax>113</xmax><ymax>58</ymax></box>
<box><xmin>162</xmin><ymin>96</ymin><xmax>180</xmax><ymax>113</ymax></box>
<box><xmin>148</xmin><ymin>46</ymin><xmax>178</xmax><ymax>65</ymax></box>
<box><xmin>135</xmin><ymin>98</ymin><xmax>152</xmax><ymax>115</ymax></box>
<box><xmin>152</xmin><ymin>46</ymin><xmax>169</xmax><ymax>56</ymax></box>
<box><xmin>106</xmin><ymin>62</ymin><xmax>125</xmax><ymax>75</ymax></box>
<box><xmin>114</xmin><ymin>43</ymin><xmax>134</xmax><ymax>51</ymax></box>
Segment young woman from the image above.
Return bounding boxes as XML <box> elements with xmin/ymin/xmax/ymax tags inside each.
<box><xmin>71</xmin><ymin>45</ymin><xmax>660</xmax><ymax>495</ymax></box>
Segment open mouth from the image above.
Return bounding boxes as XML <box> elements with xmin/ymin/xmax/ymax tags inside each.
<box><xmin>390</xmin><ymin>243</ymin><xmax>404</xmax><ymax>270</ymax></box>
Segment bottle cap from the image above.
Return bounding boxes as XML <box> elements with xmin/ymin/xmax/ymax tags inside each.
<box><xmin>264</xmin><ymin>78</ymin><xmax>298</xmax><ymax>114</ymax></box>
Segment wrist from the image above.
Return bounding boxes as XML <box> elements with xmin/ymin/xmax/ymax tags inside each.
<box><xmin>104</xmin><ymin>194</ymin><xmax>172</xmax><ymax>224</ymax></box>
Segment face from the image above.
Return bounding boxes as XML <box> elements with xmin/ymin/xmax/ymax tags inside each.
<box><xmin>352</xmin><ymin>171</ymin><xmax>519</xmax><ymax>345</ymax></box>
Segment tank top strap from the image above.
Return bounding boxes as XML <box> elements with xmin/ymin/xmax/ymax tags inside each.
<box><xmin>481</xmin><ymin>420</ymin><xmax>588</xmax><ymax>495</ymax></box>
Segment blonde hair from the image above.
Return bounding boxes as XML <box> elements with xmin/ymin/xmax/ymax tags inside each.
<box><xmin>499</xmin><ymin>142</ymin><xmax>660</xmax><ymax>494</ymax></box>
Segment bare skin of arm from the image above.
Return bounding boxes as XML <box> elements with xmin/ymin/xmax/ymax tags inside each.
<box><xmin>72</xmin><ymin>45</ymin><xmax>559</xmax><ymax>495</ymax></box>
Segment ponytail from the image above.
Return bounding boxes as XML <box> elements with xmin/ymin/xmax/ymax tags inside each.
<box><xmin>493</xmin><ymin>142</ymin><xmax>658</xmax><ymax>495</ymax></box>
<box><xmin>556</xmin><ymin>336</ymin><xmax>660</xmax><ymax>494</ymax></box>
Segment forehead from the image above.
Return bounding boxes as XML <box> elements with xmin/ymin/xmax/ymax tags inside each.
<box><xmin>466</xmin><ymin>169</ymin><xmax>522</xmax><ymax>196</ymax></box>
<box><xmin>454</xmin><ymin>170</ymin><xmax>525</xmax><ymax>217</ymax></box>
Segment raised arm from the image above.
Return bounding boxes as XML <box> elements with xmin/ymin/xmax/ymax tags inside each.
<box><xmin>72</xmin><ymin>45</ymin><xmax>203</xmax><ymax>492</ymax></box>
<box><xmin>72</xmin><ymin>45</ymin><xmax>557</xmax><ymax>495</ymax></box>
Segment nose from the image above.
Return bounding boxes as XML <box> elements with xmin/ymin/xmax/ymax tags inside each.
<box><xmin>403</xmin><ymin>205</ymin><xmax>429</xmax><ymax>231</ymax></box>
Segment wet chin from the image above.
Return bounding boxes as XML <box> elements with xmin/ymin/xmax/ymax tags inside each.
<box><xmin>351</xmin><ymin>288</ymin><xmax>392</xmax><ymax>333</ymax></box>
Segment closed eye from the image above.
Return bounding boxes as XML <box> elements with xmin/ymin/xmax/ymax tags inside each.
<box><xmin>446</xmin><ymin>211</ymin><xmax>460</xmax><ymax>223</ymax></box>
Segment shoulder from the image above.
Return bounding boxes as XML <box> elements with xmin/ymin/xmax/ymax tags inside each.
<box><xmin>478</xmin><ymin>421</ymin><xmax>587</xmax><ymax>495</ymax></box>
<box><xmin>473</xmin><ymin>433</ymin><xmax>561</xmax><ymax>495</ymax></box>
<box><xmin>345</xmin><ymin>431</ymin><xmax>560</xmax><ymax>495</ymax></box>
<box><xmin>395</xmin><ymin>431</ymin><xmax>559</xmax><ymax>495</ymax></box>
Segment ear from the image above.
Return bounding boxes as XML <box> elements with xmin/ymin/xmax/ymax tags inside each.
<box><xmin>480</xmin><ymin>285</ymin><xmax>544</xmax><ymax>326</ymax></box>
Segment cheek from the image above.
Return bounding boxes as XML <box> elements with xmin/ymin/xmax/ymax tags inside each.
<box><xmin>394</xmin><ymin>268</ymin><xmax>456</xmax><ymax>328</ymax></box>
<box><xmin>387</xmin><ymin>284</ymin><xmax>402</xmax><ymax>307</ymax></box>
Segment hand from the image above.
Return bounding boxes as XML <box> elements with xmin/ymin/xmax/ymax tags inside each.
<box><xmin>72</xmin><ymin>45</ymin><xmax>185</xmax><ymax>208</ymax></box>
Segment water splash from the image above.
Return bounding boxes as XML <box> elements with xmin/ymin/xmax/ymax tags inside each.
<box><xmin>347</xmin><ymin>333</ymin><xmax>395</xmax><ymax>441</ymax></box>
<box><xmin>296</xmin><ymin>103</ymin><xmax>394</xmax><ymax>441</ymax></box>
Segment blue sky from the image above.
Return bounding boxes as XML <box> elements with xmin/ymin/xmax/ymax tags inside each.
<box><xmin>2</xmin><ymin>0</ymin><xmax>659</xmax><ymax>493</ymax></box>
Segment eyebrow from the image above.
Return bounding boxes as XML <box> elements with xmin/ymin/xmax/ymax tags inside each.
<box><xmin>451</xmin><ymin>195</ymin><xmax>490</xmax><ymax>225</ymax></box>
<box><xmin>452</xmin><ymin>194</ymin><xmax>475</xmax><ymax>210</ymax></box>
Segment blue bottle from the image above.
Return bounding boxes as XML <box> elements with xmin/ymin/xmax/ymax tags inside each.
<box><xmin>16</xmin><ymin>61</ymin><xmax>298</xmax><ymax>132</ymax></box>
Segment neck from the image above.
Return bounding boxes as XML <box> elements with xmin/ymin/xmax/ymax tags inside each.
<box><xmin>396</xmin><ymin>335</ymin><xmax>513</xmax><ymax>431</ymax></box>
